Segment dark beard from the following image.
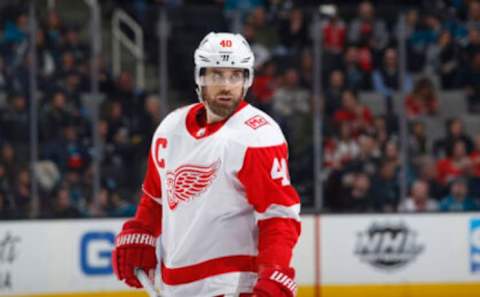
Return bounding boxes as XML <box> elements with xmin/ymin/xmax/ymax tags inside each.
<box><xmin>206</xmin><ymin>99</ymin><xmax>240</xmax><ymax>118</ymax></box>
<box><xmin>203</xmin><ymin>89</ymin><xmax>242</xmax><ymax>118</ymax></box>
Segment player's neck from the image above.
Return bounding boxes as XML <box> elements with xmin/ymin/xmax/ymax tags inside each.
<box><xmin>205</xmin><ymin>107</ymin><xmax>227</xmax><ymax>124</ymax></box>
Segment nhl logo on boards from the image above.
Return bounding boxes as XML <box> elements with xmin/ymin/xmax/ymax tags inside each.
<box><xmin>245</xmin><ymin>115</ymin><xmax>269</xmax><ymax>130</ymax></box>
<box><xmin>354</xmin><ymin>221</ymin><xmax>424</xmax><ymax>271</ymax></box>
<box><xmin>166</xmin><ymin>160</ymin><xmax>221</xmax><ymax>210</ymax></box>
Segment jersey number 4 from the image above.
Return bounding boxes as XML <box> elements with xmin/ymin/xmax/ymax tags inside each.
<box><xmin>271</xmin><ymin>158</ymin><xmax>290</xmax><ymax>186</ymax></box>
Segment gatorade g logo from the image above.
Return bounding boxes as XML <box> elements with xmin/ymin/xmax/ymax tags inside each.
<box><xmin>80</xmin><ymin>232</ymin><xmax>115</xmax><ymax>275</ymax></box>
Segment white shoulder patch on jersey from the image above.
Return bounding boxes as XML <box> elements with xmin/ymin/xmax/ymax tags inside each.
<box><xmin>226</xmin><ymin>104</ymin><xmax>285</xmax><ymax>148</ymax></box>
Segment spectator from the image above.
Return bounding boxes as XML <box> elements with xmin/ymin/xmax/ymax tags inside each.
<box><xmin>0</xmin><ymin>162</ymin><xmax>15</xmax><ymax>218</ymax></box>
<box><xmin>348</xmin><ymin>1</ymin><xmax>389</xmax><ymax>51</ymax></box>
<box><xmin>342</xmin><ymin>46</ymin><xmax>370</xmax><ymax>90</ymax></box>
<box><xmin>51</xmin><ymin>187</ymin><xmax>82</xmax><ymax>218</ymax></box>
<box><xmin>271</xmin><ymin>67</ymin><xmax>311</xmax><ymax>158</ymax></box>
<box><xmin>383</xmin><ymin>141</ymin><xmax>401</xmax><ymax>168</ymax></box>
<box><xmin>0</xmin><ymin>162</ymin><xmax>11</xmax><ymax>195</ymax></box>
<box><xmin>406</xmin><ymin>13</ymin><xmax>442</xmax><ymax>73</ymax></box>
<box><xmin>87</xmin><ymin>187</ymin><xmax>111</xmax><ymax>217</ymax></box>
<box><xmin>408</xmin><ymin>121</ymin><xmax>430</xmax><ymax>160</ymax></box>
<box><xmin>3</xmin><ymin>12</ymin><xmax>28</xmax><ymax>46</ymax></box>
<box><xmin>399</xmin><ymin>180</ymin><xmax>438</xmax><ymax>212</ymax></box>
<box><xmin>459</xmin><ymin>27</ymin><xmax>480</xmax><ymax>67</ymax></box>
<box><xmin>251</xmin><ymin>59</ymin><xmax>277</xmax><ymax>114</ymax></box>
<box><xmin>12</xmin><ymin>167</ymin><xmax>30</xmax><ymax>218</ymax></box>
<box><xmin>0</xmin><ymin>57</ymin><xmax>9</xmax><ymax>93</ymax></box>
<box><xmin>373</xmin><ymin>48</ymin><xmax>413</xmax><ymax>113</ymax></box>
<box><xmin>109</xmin><ymin>191</ymin><xmax>136</xmax><ymax>217</ymax></box>
<box><xmin>112</xmin><ymin>71</ymin><xmax>144</xmax><ymax>117</ymax></box>
<box><xmin>470</xmin><ymin>133</ymin><xmax>480</xmax><ymax>178</ymax></box>
<box><xmin>320</xmin><ymin>8</ymin><xmax>347</xmax><ymax>71</ymax></box>
<box><xmin>434</xmin><ymin>118</ymin><xmax>473</xmax><ymax>157</ymax></box>
<box><xmin>415</xmin><ymin>155</ymin><xmax>446</xmax><ymax>200</ymax></box>
<box><xmin>35</xmin><ymin>29</ymin><xmax>56</xmax><ymax>81</ymax></box>
<box><xmin>298</xmin><ymin>48</ymin><xmax>313</xmax><ymax>88</ymax></box>
<box><xmin>469</xmin><ymin>133</ymin><xmax>480</xmax><ymax>197</ymax></box>
<box><xmin>242</xmin><ymin>22</ymin><xmax>271</xmax><ymax>70</ymax></box>
<box><xmin>103</xmin><ymin>100</ymin><xmax>131</xmax><ymax>142</ymax></box>
<box><xmin>223</xmin><ymin>0</ymin><xmax>264</xmax><ymax>25</ymax></box>
<box><xmin>372</xmin><ymin>160</ymin><xmax>400</xmax><ymax>212</ymax></box>
<box><xmin>405</xmin><ymin>77</ymin><xmax>438</xmax><ymax>119</ymax></box>
<box><xmin>247</xmin><ymin>6</ymin><xmax>279</xmax><ymax>50</ymax></box>
<box><xmin>55</xmin><ymin>51</ymin><xmax>77</xmax><ymax>80</ymax></box>
<box><xmin>43</xmin><ymin>10</ymin><xmax>64</xmax><ymax>52</ymax></box>
<box><xmin>344</xmin><ymin>133</ymin><xmax>382</xmax><ymax>177</ymax></box>
<box><xmin>0</xmin><ymin>94</ymin><xmax>29</xmax><ymax>149</ymax></box>
<box><xmin>338</xmin><ymin>172</ymin><xmax>374</xmax><ymax>212</ymax></box>
<box><xmin>272</xmin><ymin>67</ymin><xmax>310</xmax><ymax>119</ymax></box>
<box><xmin>328</xmin><ymin>122</ymin><xmax>360</xmax><ymax>169</ymax></box>
<box><xmin>34</xmin><ymin>160</ymin><xmax>60</xmax><ymax>195</ymax></box>
<box><xmin>333</xmin><ymin>89</ymin><xmax>374</xmax><ymax>136</ymax></box>
<box><xmin>439</xmin><ymin>178</ymin><xmax>479</xmax><ymax>211</ymax></box>
<box><xmin>133</xmin><ymin>94</ymin><xmax>163</xmax><ymax>148</ymax></box>
<box><xmin>40</xmin><ymin>91</ymin><xmax>75</xmax><ymax>141</ymax></box>
<box><xmin>372</xmin><ymin>115</ymin><xmax>394</xmax><ymax>147</ymax></box>
<box><xmin>0</xmin><ymin>143</ymin><xmax>20</xmax><ymax>188</ymax></box>
<box><xmin>63</xmin><ymin>71</ymin><xmax>86</xmax><ymax>110</ymax></box>
<box><xmin>0</xmin><ymin>190</ymin><xmax>13</xmax><ymax>219</ymax></box>
<box><xmin>321</xmin><ymin>8</ymin><xmax>346</xmax><ymax>55</ymax></box>
<box><xmin>43</xmin><ymin>124</ymin><xmax>89</xmax><ymax>173</ymax></box>
<box><xmin>394</xmin><ymin>9</ymin><xmax>419</xmax><ymax>45</ymax></box>
<box><xmin>324</xmin><ymin>69</ymin><xmax>346</xmax><ymax>116</ymax></box>
<box><xmin>460</xmin><ymin>51</ymin><xmax>480</xmax><ymax>112</ymax></box>
<box><xmin>60</xmin><ymin>27</ymin><xmax>88</xmax><ymax>64</ymax></box>
<box><xmin>278</xmin><ymin>7</ymin><xmax>310</xmax><ymax>54</ymax></box>
<box><xmin>427</xmin><ymin>30</ymin><xmax>460</xmax><ymax>89</ymax></box>
<box><xmin>436</xmin><ymin>139</ymin><xmax>472</xmax><ymax>186</ymax></box>
<box><xmin>63</xmin><ymin>169</ymin><xmax>88</xmax><ymax>213</ymax></box>
<box><xmin>466</xmin><ymin>0</ymin><xmax>480</xmax><ymax>31</ymax></box>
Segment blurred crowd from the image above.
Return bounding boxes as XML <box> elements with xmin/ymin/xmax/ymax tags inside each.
<box><xmin>0</xmin><ymin>3</ymin><xmax>161</xmax><ymax>219</ymax></box>
<box><xmin>2</xmin><ymin>0</ymin><xmax>480</xmax><ymax>219</ymax></box>
<box><xmin>232</xmin><ymin>0</ymin><xmax>480</xmax><ymax>213</ymax></box>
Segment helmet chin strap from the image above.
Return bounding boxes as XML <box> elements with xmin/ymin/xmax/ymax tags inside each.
<box><xmin>195</xmin><ymin>87</ymin><xmax>203</xmax><ymax>102</ymax></box>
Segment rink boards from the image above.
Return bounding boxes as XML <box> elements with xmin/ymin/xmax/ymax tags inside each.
<box><xmin>0</xmin><ymin>213</ymin><xmax>479</xmax><ymax>297</ymax></box>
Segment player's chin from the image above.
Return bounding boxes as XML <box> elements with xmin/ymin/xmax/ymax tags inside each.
<box><xmin>211</xmin><ymin>102</ymin><xmax>237</xmax><ymax>117</ymax></box>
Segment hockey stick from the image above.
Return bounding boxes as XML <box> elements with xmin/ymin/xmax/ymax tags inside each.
<box><xmin>134</xmin><ymin>268</ymin><xmax>161</xmax><ymax>297</ymax></box>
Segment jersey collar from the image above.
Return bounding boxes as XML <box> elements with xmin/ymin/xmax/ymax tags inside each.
<box><xmin>186</xmin><ymin>101</ymin><xmax>248</xmax><ymax>139</ymax></box>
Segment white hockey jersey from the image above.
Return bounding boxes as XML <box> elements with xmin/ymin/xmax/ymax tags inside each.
<box><xmin>141</xmin><ymin>101</ymin><xmax>301</xmax><ymax>297</ymax></box>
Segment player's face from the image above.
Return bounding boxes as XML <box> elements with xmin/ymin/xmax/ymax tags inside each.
<box><xmin>201</xmin><ymin>68</ymin><xmax>245</xmax><ymax>118</ymax></box>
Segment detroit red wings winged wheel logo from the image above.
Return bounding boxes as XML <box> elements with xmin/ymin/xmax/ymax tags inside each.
<box><xmin>166</xmin><ymin>160</ymin><xmax>221</xmax><ymax>210</ymax></box>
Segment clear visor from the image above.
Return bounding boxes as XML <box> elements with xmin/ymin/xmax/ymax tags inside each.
<box><xmin>198</xmin><ymin>71</ymin><xmax>246</xmax><ymax>86</ymax></box>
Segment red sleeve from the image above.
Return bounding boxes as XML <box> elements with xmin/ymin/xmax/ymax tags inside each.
<box><xmin>142</xmin><ymin>153</ymin><xmax>162</xmax><ymax>200</ymax></box>
<box><xmin>237</xmin><ymin>143</ymin><xmax>301</xmax><ymax>268</ymax></box>
<box><xmin>436</xmin><ymin>158</ymin><xmax>461</xmax><ymax>186</ymax></box>
<box><xmin>133</xmin><ymin>149</ymin><xmax>163</xmax><ymax>236</ymax></box>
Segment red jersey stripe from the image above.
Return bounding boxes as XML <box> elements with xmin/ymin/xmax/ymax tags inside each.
<box><xmin>161</xmin><ymin>255</ymin><xmax>257</xmax><ymax>285</ymax></box>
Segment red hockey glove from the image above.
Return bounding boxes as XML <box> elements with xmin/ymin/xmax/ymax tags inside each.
<box><xmin>112</xmin><ymin>220</ymin><xmax>157</xmax><ymax>288</ymax></box>
<box><xmin>253</xmin><ymin>266</ymin><xmax>297</xmax><ymax>297</ymax></box>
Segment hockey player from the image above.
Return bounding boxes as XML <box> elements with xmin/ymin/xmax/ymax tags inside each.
<box><xmin>112</xmin><ymin>32</ymin><xmax>301</xmax><ymax>297</ymax></box>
